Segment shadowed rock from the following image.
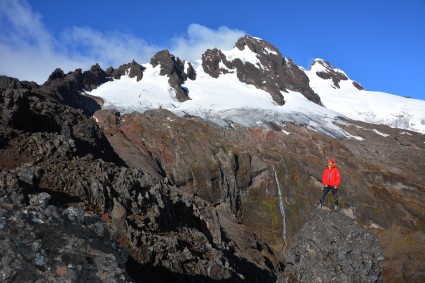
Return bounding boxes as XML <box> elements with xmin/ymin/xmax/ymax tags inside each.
<box><xmin>41</xmin><ymin>64</ymin><xmax>108</xmax><ymax>115</ymax></box>
<box><xmin>106</xmin><ymin>60</ymin><xmax>146</xmax><ymax>81</ymax></box>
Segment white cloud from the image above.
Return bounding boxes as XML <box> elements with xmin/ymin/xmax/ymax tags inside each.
<box><xmin>170</xmin><ymin>24</ymin><xmax>245</xmax><ymax>62</ymax></box>
<box><xmin>0</xmin><ymin>0</ymin><xmax>245</xmax><ymax>84</ymax></box>
<box><xmin>60</xmin><ymin>27</ymin><xmax>161</xmax><ymax>69</ymax></box>
<box><xmin>0</xmin><ymin>0</ymin><xmax>51</xmax><ymax>47</ymax></box>
<box><xmin>0</xmin><ymin>0</ymin><xmax>90</xmax><ymax>83</ymax></box>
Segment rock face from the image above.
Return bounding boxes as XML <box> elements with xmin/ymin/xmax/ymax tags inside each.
<box><xmin>41</xmin><ymin>64</ymin><xmax>108</xmax><ymax>114</ymax></box>
<box><xmin>1</xmin><ymin>75</ymin><xmax>284</xmax><ymax>282</ymax></box>
<box><xmin>283</xmin><ymin>209</ymin><xmax>383</xmax><ymax>282</ymax></box>
<box><xmin>94</xmin><ymin>108</ymin><xmax>425</xmax><ymax>283</ymax></box>
<box><xmin>201</xmin><ymin>35</ymin><xmax>321</xmax><ymax>105</ymax></box>
<box><xmin>150</xmin><ymin>49</ymin><xmax>195</xmax><ymax>102</ymax></box>
<box><xmin>106</xmin><ymin>60</ymin><xmax>146</xmax><ymax>81</ymax></box>
<box><xmin>0</xmin><ymin>75</ymin><xmax>123</xmax><ymax>165</ymax></box>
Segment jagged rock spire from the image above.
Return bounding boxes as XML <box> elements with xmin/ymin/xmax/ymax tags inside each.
<box><xmin>150</xmin><ymin>50</ymin><xmax>195</xmax><ymax>102</ymax></box>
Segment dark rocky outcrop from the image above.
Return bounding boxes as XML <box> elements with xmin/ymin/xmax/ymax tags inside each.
<box><xmin>201</xmin><ymin>35</ymin><xmax>322</xmax><ymax>105</ymax></box>
<box><xmin>0</xmin><ymin>76</ymin><xmax>39</xmax><ymax>91</ymax></box>
<box><xmin>0</xmin><ymin>80</ymin><xmax>123</xmax><ymax>164</ymax></box>
<box><xmin>201</xmin><ymin>48</ymin><xmax>227</xmax><ymax>79</ymax></box>
<box><xmin>41</xmin><ymin>64</ymin><xmax>109</xmax><ymax>114</ymax></box>
<box><xmin>150</xmin><ymin>50</ymin><xmax>195</xmax><ymax>102</ymax></box>
<box><xmin>105</xmin><ymin>60</ymin><xmax>146</xmax><ymax>81</ymax></box>
<box><xmin>1</xmin><ymin>155</ymin><xmax>283</xmax><ymax>282</ymax></box>
<box><xmin>352</xmin><ymin>80</ymin><xmax>364</xmax><ymax>90</ymax></box>
<box><xmin>313</xmin><ymin>59</ymin><xmax>364</xmax><ymax>90</ymax></box>
<box><xmin>0</xmin><ymin>192</ymin><xmax>131</xmax><ymax>282</ymax></box>
<box><xmin>283</xmin><ymin>209</ymin><xmax>383</xmax><ymax>282</ymax></box>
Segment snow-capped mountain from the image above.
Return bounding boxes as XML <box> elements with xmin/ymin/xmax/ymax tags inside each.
<box><xmin>306</xmin><ymin>59</ymin><xmax>425</xmax><ymax>134</ymax></box>
<box><xmin>86</xmin><ymin>35</ymin><xmax>425</xmax><ymax>136</ymax></box>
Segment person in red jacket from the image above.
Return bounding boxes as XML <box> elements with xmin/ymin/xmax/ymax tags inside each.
<box><xmin>319</xmin><ymin>159</ymin><xmax>341</xmax><ymax>211</ymax></box>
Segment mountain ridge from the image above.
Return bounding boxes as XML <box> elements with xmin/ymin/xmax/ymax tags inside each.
<box><xmin>37</xmin><ymin>34</ymin><xmax>423</xmax><ymax>135</ymax></box>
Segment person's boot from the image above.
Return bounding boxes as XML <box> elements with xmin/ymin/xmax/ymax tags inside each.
<box><xmin>334</xmin><ymin>205</ymin><xmax>338</xmax><ymax>211</ymax></box>
<box><xmin>318</xmin><ymin>197</ymin><xmax>324</xmax><ymax>209</ymax></box>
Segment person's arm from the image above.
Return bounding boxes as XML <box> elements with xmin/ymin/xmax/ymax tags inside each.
<box><xmin>334</xmin><ymin>168</ymin><xmax>341</xmax><ymax>187</ymax></box>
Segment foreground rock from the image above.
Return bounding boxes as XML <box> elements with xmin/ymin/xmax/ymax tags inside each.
<box><xmin>0</xmin><ymin>160</ymin><xmax>283</xmax><ymax>282</ymax></box>
<box><xmin>0</xmin><ymin>77</ymin><xmax>284</xmax><ymax>282</ymax></box>
<box><xmin>283</xmin><ymin>209</ymin><xmax>383</xmax><ymax>282</ymax></box>
<box><xmin>0</xmin><ymin>193</ymin><xmax>131</xmax><ymax>282</ymax></box>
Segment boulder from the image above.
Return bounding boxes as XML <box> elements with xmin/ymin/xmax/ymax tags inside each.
<box><xmin>283</xmin><ymin>209</ymin><xmax>383</xmax><ymax>282</ymax></box>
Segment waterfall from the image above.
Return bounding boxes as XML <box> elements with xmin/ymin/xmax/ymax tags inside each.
<box><xmin>273</xmin><ymin>166</ymin><xmax>287</xmax><ymax>249</ymax></box>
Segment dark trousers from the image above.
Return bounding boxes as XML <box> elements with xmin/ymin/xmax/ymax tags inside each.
<box><xmin>320</xmin><ymin>186</ymin><xmax>338</xmax><ymax>206</ymax></box>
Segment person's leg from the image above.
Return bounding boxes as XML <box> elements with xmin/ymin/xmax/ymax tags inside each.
<box><xmin>331</xmin><ymin>187</ymin><xmax>338</xmax><ymax>208</ymax></box>
<box><xmin>320</xmin><ymin>186</ymin><xmax>331</xmax><ymax>207</ymax></box>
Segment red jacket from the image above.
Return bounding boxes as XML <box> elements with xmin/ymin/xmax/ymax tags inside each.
<box><xmin>322</xmin><ymin>165</ymin><xmax>341</xmax><ymax>187</ymax></box>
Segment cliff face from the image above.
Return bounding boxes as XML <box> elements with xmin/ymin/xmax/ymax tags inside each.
<box><xmin>94</xmin><ymin>108</ymin><xmax>425</xmax><ymax>282</ymax></box>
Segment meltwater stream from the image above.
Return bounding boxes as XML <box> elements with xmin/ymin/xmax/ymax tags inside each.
<box><xmin>273</xmin><ymin>166</ymin><xmax>287</xmax><ymax>250</ymax></box>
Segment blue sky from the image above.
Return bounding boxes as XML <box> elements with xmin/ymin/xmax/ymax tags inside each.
<box><xmin>1</xmin><ymin>0</ymin><xmax>424</xmax><ymax>101</ymax></box>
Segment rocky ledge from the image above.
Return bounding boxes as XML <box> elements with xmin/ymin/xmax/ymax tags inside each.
<box><xmin>283</xmin><ymin>209</ymin><xmax>383</xmax><ymax>282</ymax></box>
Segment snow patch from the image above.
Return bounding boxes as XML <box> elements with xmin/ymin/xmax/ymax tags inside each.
<box><xmin>264</xmin><ymin>46</ymin><xmax>278</xmax><ymax>55</ymax></box>
<box><xmin>222</xmin><ymin>47</ymin><xmax>261</xmax><ymax>67</ymax></box>
<box><xmin>372</xmin><ymin>129</ymin><xmax>390</xmax><ymax>137</ymax></box>
<box><xmin>345</xmin><ymin>131</ymin><xmax>365</xmax><ymax>141</ymax></box>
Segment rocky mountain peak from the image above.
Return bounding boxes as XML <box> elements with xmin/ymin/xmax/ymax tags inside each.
<box><xmin>201</xmin><ymin>35</ymin><xmax>322</xmax><ymax>106</ymax></box>
<box><xmin>44</xmin><ymin>63</ymin><xmax>109</xmax><ymax>92</ymax></box>
<box><xmin>235</xmin><ymin>35</ymin><xmax>281</xmax><ymax>56</ymax></box>
<box><xmin>47</xmin><ymin>68</ymin><xmax>66</xmax><ymax>81</ymax></box>
<box><xmin>40</xmin><ymin>64</ymin><xmax>107</xmax><ymax>114</ymax></box>
<box><xmin>311</xmin><ymin>59</ymin><xmax>364</xmax><ymax>90</ymax></box>
<box><xmin>150</xmin><ymin>50</ymin><xmax>194</xmax><ymax>102</ymax></box>
<box><xmin>105</xmin><ymin>60</ymin><xmax>146</xmax><ymax>81</ymax></box>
